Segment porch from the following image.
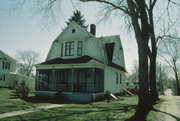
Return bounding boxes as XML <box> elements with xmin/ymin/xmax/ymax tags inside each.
<box><xmin>35</xmin><ymin>68</ymin><xmax>104</xmax><ymax>93</ymax></box>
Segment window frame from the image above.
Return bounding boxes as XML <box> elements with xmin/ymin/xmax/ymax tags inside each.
<box><xmin>77</xmin><ymin>41</ymin><xmax>83</xmax><ymax>56</ymax></box>
<box><xmin>65</xmin><ymin>41</ymin><xmax>74</xmax><ymax>56</ymax></box>
<box><xmin>116</xmin><ymin>72</ymin><xmax>118</xmax><ymax>84</ymax></box>
<box><xmin>2</xmin><ymin>61</ymin><xmax>10</xmax><ymax>69</ymax></box>
<box><xmin>119</xmin><ymin>73</ymin><xmax>122</xmax><ymax>84</ymax></box>
<box><xmin>61</xmin><ymin>43</ymin><xmax>64</xmax><ymax>57</ymax></box>
<box><xmin>72</xmin><ymin>29</ymin><xmax>75</xmax><ymax>33</ymax></box>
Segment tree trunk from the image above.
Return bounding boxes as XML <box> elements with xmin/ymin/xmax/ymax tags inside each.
<box><xmin>137</xmin><ymin>42</ymin><xmax>151</xmax><ymax>110</ymax></box>
<box><xmin>148</xmin><ymin>6</ymin><xmax>159</xmax><ymax>104</ymax></box>
<box><xmin>127</xmin><ymin>0</ymin><xmax>151</xmax><ymax>110</ymax></box>
<box><xmin>149</xmin><ymin>49</ymin><xmax>159</xmax><ymax>104</ymax></box>
<box><xmin>174</xmin><ymin>65</ymin><xmax>180</xmax><ymax>95</ymax></box>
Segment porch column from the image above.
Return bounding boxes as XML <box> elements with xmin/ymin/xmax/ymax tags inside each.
<box><xmin>71</xmin><ymin>69</ymin><xmax>74</xmax><ymax>92</ymax></box>
<box><xmin>35</xmin><ymin>69</ymin><xmax>39</xmax><ymax>90</ymax></box>
<box><xmin>93</xmin><ymin>68</ymin><xmax>95</xmax><ymax>93</ymax></box>
<box><xmin>52</xmin><ymin>69</ymin><xmax>55</xmax><ymax>91</ymax></box>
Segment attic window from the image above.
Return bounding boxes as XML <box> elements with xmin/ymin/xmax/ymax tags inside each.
<box><xmin>72</xmin><ymin>29</ymin><xmax>75</xmax><ymax>33</ymax></box>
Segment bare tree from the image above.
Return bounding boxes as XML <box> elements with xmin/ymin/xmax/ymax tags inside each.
<box><xmin>131</xmin><ymin>60</ymin><xmax>138</xmax><ymax>83</ymax></box>
<box><xmin>159</xmin><ymin>38</ymin><xmax>180</xmax><ymax>95</ymax></box>
<box><xmin>79</xmin><ymin>0</ymin><xmax>155</xmax><ymax>109</ymax></box>
<box><xmin>7</xmin><ymin>0</ymin><xmax>180</xmax><ymax>111</ymax></box>
<box><xmin>156</xmin><ymin>62</ymin><xmax>168</xmax><ymax>94</ymax></box>
<box><xmin>79</xmin><ymin>0</ymin><xmax>180</xmax><ymax>109</ymax></box>
<box><xmin>16</xmin><ymin>50</ymin><xmax>41</xmax><ymax>77</ymax></box>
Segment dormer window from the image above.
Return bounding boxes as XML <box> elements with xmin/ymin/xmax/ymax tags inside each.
<box><xmin>65</xmin><ymin>41</ymin><xmax>74</xmax><ymax>56</ymax></box>
<box><xmin>72</xmin><ymin>29</ymin><xmax>75</xmax><ymax>33</ymax></box>
<box><xmin>77</xmin><ymin>41</ymin><xmax>83</xmax><ymax>56</ymax></box>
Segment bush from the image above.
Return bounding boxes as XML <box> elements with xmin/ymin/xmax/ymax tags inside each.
<box><xmin>11</xmin><ymin>81</ymin><xmax>29</xmax><ymax>98</ymax></box>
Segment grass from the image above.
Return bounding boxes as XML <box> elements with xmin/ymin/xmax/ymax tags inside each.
<box><xmin>0</xmin><ymin>88</ymin><xmax>163</xmax><ymax>121</ymax></box>
<box><xmin>2</xmin><ymin>95</ymin><xmax>138</xmax><ymax>121</ymax></box>
<box><xmin>0</xmin><ymin>88</ymin><xmax>49</xmax><ymax>114</ymax></box>
<box><xmin>147</xmin><ymin>98</ymin><xmax>164</xmax><ymax>121</ymax></box>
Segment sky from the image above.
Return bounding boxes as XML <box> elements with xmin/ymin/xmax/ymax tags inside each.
<box><xmin>0</xmin><ymin>0</ymin><xmax>138</xmax><ymax>72</ymax></box>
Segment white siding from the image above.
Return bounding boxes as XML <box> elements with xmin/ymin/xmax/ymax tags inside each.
<box><xmin>104</xmin><ymin>67</ymin><xmax>124</xmax><ymax>93</ymax></box>
<box><xmin>57</xmin><ymin>22</ymin><xmax>91</xmax><ymax>41</ymax></box>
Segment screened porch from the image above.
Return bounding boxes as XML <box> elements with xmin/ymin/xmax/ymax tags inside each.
<box><xmin>35</xmin><ymin>68</ymin><xmax>104</xmax><ymax>93</ymax></box>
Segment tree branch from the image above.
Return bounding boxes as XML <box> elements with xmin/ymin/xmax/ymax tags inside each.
<box><xmin>80</xmin><ymin>0</ymin><xmax>130</xmax><ymax>15</ymax></box>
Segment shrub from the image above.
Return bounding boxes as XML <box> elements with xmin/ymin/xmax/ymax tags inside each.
<box><xmin>11</xmin><ymin>81</ymin><xmax>29</xmax><ymax>98</ymax></box>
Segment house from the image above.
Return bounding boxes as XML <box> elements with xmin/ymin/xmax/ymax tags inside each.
<box><xmin>0</xmin><ymin>50</ymin><xmax>16</xmax><ymax>87</ymax></box>
<box><xmin>35</xmin><ymin>21</ymin><xmax>126</xmax><ymax>102</ymax></box>
<box><xmin>0</xmin><ymin>50</ymin><xmax>35</xmax><ymax>90</ymax></box>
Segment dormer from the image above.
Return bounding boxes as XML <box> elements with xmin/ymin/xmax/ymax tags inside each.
<box><xmin>59</xmin><ymin>40</ymin><xmax>84</xmax><ymax>59</ymax></box>
<box><xmin>46</xmin><ymin>21</ymin><xmax>95</xmax><ymax>60</ymax></box>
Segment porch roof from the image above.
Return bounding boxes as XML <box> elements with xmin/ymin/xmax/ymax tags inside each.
<box><xmin>38</xmin><ymin>55</ymin><xmax>126</xmax><ymax>72</ymax></box>
<box><xmin>41</xmin><ymin>55</ymin><xmax>103</xmax><ymax>65</ymax></box>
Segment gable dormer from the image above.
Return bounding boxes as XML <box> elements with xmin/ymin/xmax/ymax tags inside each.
<box><xmin>46</xmin><ymin>21</ymin><xmax>95</xmax><ymax>61</ymax></box>
<box><xmin>56</xmin><ymin>21</ymin><xmax>93</xmax><ymax>41</ymax></box>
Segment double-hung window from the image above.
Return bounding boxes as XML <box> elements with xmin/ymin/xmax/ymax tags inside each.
<box><xmin>120</xmin><ymin>74</ymin><xmax>122</xmax><ymax>84</ymax></box>
<box><xmin>77</xmin><ymin>41</ymin><xmax>83</xmax><ymax>56</ymax></box>
<box><xmin>116</xmin><ymin>72</ymin><xmax>118</xmax><ymax>84</ymax></box>
<box><xmin>65</xmin><ymin>41</ymin><xmax>74</xmax><ymax>56</ymax></box>
<box><xmin>2</xmin><ymin>61</ymin><xmax>10</xmax><ymax>69</ymax></box>
<box><xmin>61</xmin><ymin>43</ymin><xmax>64</xmax><ymax>57</ymax></box>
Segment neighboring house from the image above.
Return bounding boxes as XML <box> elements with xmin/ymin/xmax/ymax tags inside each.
<box><xmin>0</xmin><ymin>50</ymin><xmax>35</xmax><ymax>90</ymax></box>
<box><xmin>35</xmin><ymin>21</ymin><xmax>126</xmax><ymax>102</ymax></box>
<box><xmin>0</xmin><ymin>50</ymin><xmax>16</xmax><ymax>87</ymax></box>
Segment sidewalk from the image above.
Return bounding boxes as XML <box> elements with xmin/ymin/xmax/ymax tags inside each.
<box><xmin>0</xmin><ymin>104</ymin><xmax>64</xmax><ymax>119</ymax></box>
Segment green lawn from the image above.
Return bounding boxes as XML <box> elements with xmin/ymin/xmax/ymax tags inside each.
<box><xmin>2</xmin><ymin>96</ymin><xmax>139</xmax><ymax>121</ymax></box>
<box><xmin>0</xmin><ymin>88</ymin><xmax>49</xmax><ymax>114</ymax></box>
<box><xmin>0</xmin><ymin>88</ymin><xmax>162</xmax><ymax>121</ymax></box>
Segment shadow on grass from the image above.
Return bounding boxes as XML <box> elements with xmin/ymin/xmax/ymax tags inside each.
<box><xmin>9</xmin><ymin>102</ymin><xmax>138</xmax><ymax>121</ymax></box>
<box><xmin>124</xmin><ymin>108</ymin><xmax>151</xmax><ymax>121</ymax></box>
<box><xmin>21</xmin><ymin>96</ymin><xmax>69</xmax><ymax>104</ymax></box>
<box><xmin>152</xmin><ymin>108</ymin><xmax>180</xmax><ymax>121</ymax></box>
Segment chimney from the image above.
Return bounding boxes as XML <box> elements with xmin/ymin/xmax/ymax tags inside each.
<box><xmin>90</xmin><ymin>24</ymin><xmax>96</xmax><ymax>35</ymax></box>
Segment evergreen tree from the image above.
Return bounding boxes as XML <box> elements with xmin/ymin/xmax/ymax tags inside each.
<box><xmin>66</xmin><ymin>10</ymin><xmax>88</xmax><ymax>29</ymax></box>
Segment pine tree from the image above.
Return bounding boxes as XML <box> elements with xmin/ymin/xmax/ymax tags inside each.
<box><xmin>66</xmin><ymin>10</ymin><xmax>88</xmax><ymax>29</ymax></box>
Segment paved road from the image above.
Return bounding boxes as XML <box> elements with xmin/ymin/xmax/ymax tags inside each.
<box><xmin>156</xmin><ymin>89</ymin><xmax>180</xmax><ymax>121</ymax></box>
<box><xmin>0</xmin><ymin>104</ymin><xmax>64</xmax><ymax>119</ymax></box>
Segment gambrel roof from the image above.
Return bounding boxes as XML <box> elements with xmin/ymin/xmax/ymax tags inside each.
<box><xmin>38</xmin><ymin>21</ymin><xmax>126</xmax><ymax>72</ymax></box>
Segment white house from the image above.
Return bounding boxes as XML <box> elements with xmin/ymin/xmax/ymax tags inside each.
<box><xmin>35</xmin><ymin>21</ymin><xmax>126</xmax><ymax>102</ymax></box>
<box><xmin>0</xmin><ymin>50</ymin><xmax>16</xmax><ymax>87</ymax></box>
<box><xmin>0</xmin><ymin>50</ymin><xmax>35</xmax><ymax>90</ymax></box>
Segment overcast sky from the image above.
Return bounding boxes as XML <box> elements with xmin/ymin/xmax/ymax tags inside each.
<box><xmin>0</xmin><ymin>0</ymin><xmax>138</xmax><ymax>72</ymax></box>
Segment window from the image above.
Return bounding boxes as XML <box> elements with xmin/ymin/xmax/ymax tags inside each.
<box><xmin>65</xmin><ymin>41</ymin><xmax>74</xmax><ymax>56</ymax></box>
<box><xmin>8</xmin><ymin>62</ymin><xmax>10</xmax><ymax>69</ymax></box>
<box><xmin>0</xmin><ymin>75</ymin><xmax>5</xmax><ymax>81</ymax></box>
<box><xmin>2</xmin><ymin>62</ymin><xmax>4</xmax><ymax>69</ymax></box>
<box><xmin>120</xmin><ymin>74</ymin><xmax>122</xmax><ymax>84</ymax></box>
<box><xmin>77</xmin><ymin>41</ymin><xmax>83</xmax><ymax>56</ymax></box>
<box><xmin>61</xmin><ymin>43</ymin><xmax>64</xmax><ymax>57</ymax></box>
<box><xmin>3</xmin><ymin>75</ymin><xmax>5</xmax><ymax>81</ymax></box>
<box><xmin>72</xmin><ymin>29</ymin><xmax>75</xmax><ymax>33</ymax></box>
<box><xmin>116</xmin><ymin>72</ymin><xmax>118</xmax><ymax>84</ymax></box>
<box><xmin>2</xmin><ymin>61</ymin><xmax>10</xmax><ymax>69</ymax></box>
<box><xmin>0</xmin><ymin>75</ymin><xmax>2</xmax><ymax>81</ymax></box>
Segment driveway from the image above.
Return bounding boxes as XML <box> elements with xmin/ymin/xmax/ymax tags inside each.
<box><xmin>156</xmin><ymin>89</ymin><xmax>180</xmax><ymax>121</ymax></box>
